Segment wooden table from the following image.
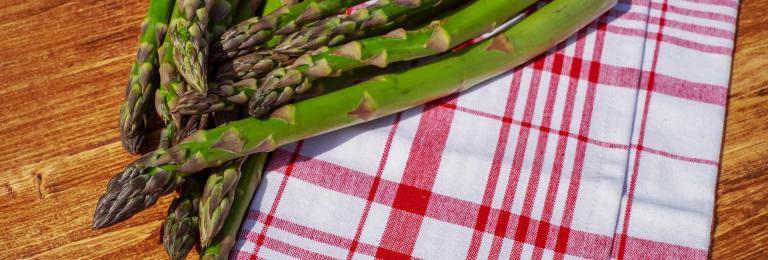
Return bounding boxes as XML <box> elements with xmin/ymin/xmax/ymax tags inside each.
<box><xmin>0</xmin><ymin>1</ymin><xmax>763</xmax><ymax>259</ymax></box>
<box><xmin>710</xmin><ymin>0</ymin><xmax>768</xmax><ymax>258</ymax></box>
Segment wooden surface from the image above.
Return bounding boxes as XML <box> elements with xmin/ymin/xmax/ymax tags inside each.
<box><xmin>0</xmin><ymin>1</ymin><xmax>195</xmax><ymax>259</ymax></box>
<box><xmin>0</xmin><ymin>1</ymin><xmax>764</xmax><ymax>259</ymax></box>
<box><xmin>710</xmin><ymin>0</ymin><xmax>768</xmax><ymax>258</ymax></box>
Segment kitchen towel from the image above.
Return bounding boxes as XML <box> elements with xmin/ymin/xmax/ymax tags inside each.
<box><xmin>232</xmin><ymin>0</ymin><xmax>738</xmax><ymax>259</ymax></box>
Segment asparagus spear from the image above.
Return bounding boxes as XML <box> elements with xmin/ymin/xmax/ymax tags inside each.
<box><xmin>171</xmin><ymin>0</ymin><xmax>213</xmax><ymax>94</ymax></box>
<box><xmin>199</xmin><ymin>2</ymin><xmax>273</xmax><ymax>254</ymax></box>
<box><xmin>178</xmin><ymin>0</ymin><xmax>536</xmax><ymax>116</ymax></box>
<box><xmin>164</xmin><ymin>0</ymin><xmax>252</xmax><ymax>248</ymax></box>
<box><xmin>213</xmin><ymin>0</ymin><xmax>467</xmax><ymax>83</ymax></box>
<box><xmin>177</xmin><ymin>0</ymin><xmax>257</xmax><ymax>147</ymax></box>
<box><xmin>175</xmin><ymin>62</ymin><xmax>394</xmax><ymax>115</ymax></box>
<box><xmin>213</xmin><ymin>52</ymin><xmax>277</xmax><ymax>83</ymax></box>
<box><xmin>155</xmin><ymin>5</ymin><xmax>185</xmax><ymax>149</ymax></box>
<box><xmin>120</xmin><ymin>0</ymin><xmax>175</xmax><ymax>153</ymax></box>
<box><xmin>232</xmin><ymin>0</ymin><xmax>260</xmax><ymax>24</ymax></box>
<box><xmin>201</xmin><ymin>154</ymin><xmax>268</xmax><ymax>260</ymax></box>
<box><xmin>228</xmin><ymin>0</ymin><xmax>294</xmax><ymax>28</ymax></box>
<box><xmin>263</xmin><ymin>0</ymin><xmax>300</xmax><ymax>15</ymax></box>
<box><xmin>171</xmin><ymin>0</ymin><xmax>278</xmax><ymax>138</ymax></box>
<box><xmin>173</xmin><ymin>113</ymin><xmax>212</xmax><ymax>145</ymax></box>
<box><xmin>162</xmin><ymin>175</ymin><xmax>204</xmax><ymax>260</ymax></box>
<box><xmin>215</xmin><ymin>0</ymin><xmax>368</xmax><ymax>61</ymax></box>
<box><xmin>250</xmin><ymin>0</ymin><xmax>540</xmax><ymax>116</ymax></box>
<box><xmin>199</xmin><ymin>159</ymin><xmax>244</xmax><ymax>247</ymax></box>
<box><xmin>274</xmin><ymin>0</ymin><xmax>465</xmax><ymax>57</ymax></box>
<box><xmin>211</xmin><ymin>0</ymin><xmax>298</xmax><ymax>82</ymax></box>
<box><xmin>174</xmin><ymin>79</ymin><xmax>258</xmax><ymax>115</ymax></box>
<box><xmin>210</xmin><ymin>0</ymin><xmax>243</xmax><ymax>39</ymax></box>
<box><xmin>93</xmin><ymin>0</ymin><xmax>616</xmax><ymax>228</ymax></box>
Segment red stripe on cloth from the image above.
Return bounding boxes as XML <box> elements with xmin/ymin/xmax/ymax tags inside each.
<box><xmin>554</xmin><ymin>20</ymin><xmax>609</xmax><ymax>260</ymax></box>
<box><xmin>602</xmin><ymin>20</ymin><xmax>733</xmax><ymax>54</ymax></box>
<box><xmin>611</xmin><ymin>235</ymin><xmax>708</xmax><ymax>259</ymax></box>
<box><xmin>682</xmin><ymin>0</ymin><xmax>738</xmax><ymax>9</ymax></box>
<box><xmin>568</xmin><ymin>49</ymin><xmax>727</xmax><ymax>105</ymax></box>
<box><xmin>532</xmin><ymin>29</ymin><xmax>591</xmax><ymax>260</ymax></box>
<box><xmin>621</xmin><ymin>0</ymin><xmax>737</xmax><ymax>23</ymax></box>
<box><xmin>262</xmin><ymin>155</ymin><xmax>613</xmax><ymax>258</ymax></box>
<box><xmin>465</xmin><ymin>68</ymin><xmax>525</xmax><ymax>260</ymax></box>
<box><xmin>443</xmin><ymin>33</ymin><xmax>732</xmax><ymax>107</ymax></box>
<box><xmin>248</xmin><ymin>141</ymin><xmax>304</xmax><ymax>259</ymax></box>
<box><xmin>653</xmin><ymin>2</ymin><xmax>736</xmax><ymax>23</ymax></box>
<box><xmin>488</xmin><ymin>57</ymin><xmax>548</xmax><ymax>260</ymax></box>
<box><xmin>648</xmin><ymin>16</ymin><xmax>734</xmax><ymax>39</ymax></box>
<box><xmin>638</xmin><ymin>145</ymin><xmax>719</xmax><ymax>165</ymax></box>
<box><xmin>248</xmin><ymin>231</ymin><xmax>336</xmax><ymax>259</ymax></box>
<box><xmin>259</xmin><ymin>149</ymin><xmax>706</xmax><ymax>259</ymax></box>
<box><xmin>641</xmin><ymin>72</ymin><xmax>728</xmax><ymax>106</ymax></box>
<box><xmin>511</xmin><ymin>47</ymin><xmax>566</xmax><ymax>259</ymax></box>
<box><xmin>609</xmin><ymin>10</ymin><xmax>734</xmax><ymax>40</ymax></box>
<box><xmin>447</xmin><ymin>104</ymin><xmax>718</xmax><ymax>166</ymax></box>
<box><xmin>654</xmin><ymin>33</ymin><xmax>732</xmax><ymax>55</ymax></box>
<box><xmin>267</xmin><ymin>150</ymin><xmax>375</xmax><ymax>199</ymax></box>
<box><xmin>346</xmin><ymin>113</ymin><xmax>402</xmax><ymax>259</ymax></box>
<box><xmin>244</xmin><ymin>211</ymin><xmax>379</xmax><ymax>256</ymax></box>
<box><xmin>461</xmin><ymin>48</ymin><xmax>728</xmax><ymax>106</ymax></box>
<box><xmin>268</xmin><ymin>150</ymin><xmax>392</xmax><ymax>203</ymax></box>
<box><xmin>376</xmin><ymin>97</ymin><xmax>458</xmax><ymax>258</ymax></box>
<box><xmin>618</xmin><ymin>1</ymin><xmax>670</xmax><ymax>258</ymax></box>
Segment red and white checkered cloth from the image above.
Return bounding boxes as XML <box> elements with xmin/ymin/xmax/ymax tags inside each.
<box><xmin>232</xmin><ymin>0</ymin><xmax>738</xmax><ymax>259</ymax></box>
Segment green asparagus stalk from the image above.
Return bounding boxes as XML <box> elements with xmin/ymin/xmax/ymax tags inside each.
<box><xmin>210</xmin><ymin>0</ymin><xmax>297</xmax><ymax>82</ymax></box>
<box><xmin>175</xmin><ymin>0</ymin><xmax>251</xmax><ymax>147</ymax></box>
<box><xmin>173</xmin><ymin>113</ymin><xmax>212</xmax><ymax>146</ymax></box>
<box><xmin>175</xmin><ymin>64</ymin><xmax>380</xmax><ymax>115</ymax></box>
<box><xmin>93</xmin><ymin>0</ymin><xmax>616</xmax><ymax>228</ymax></box>
<box><xmin>214</xmin><ymin>52</ymin><xmax>278</xmax><ymax>82</ymax></box>
<box><xmin>199</xmin><ymin>4</ymin><xmax>275</xmax><ymax>254</ymax></box>
<box><xmin>201</xmin><ymin>0</ymin><xmax>298</xmax><ymax>113</ymax></box>
<box><xmin>159</xmin><ymin>0</ymin><xmax>249</xmax><ymax>149</ymax></box>
<box><xmin>202</xmin><ymin>0</ymin><xmax>262</xmax><ymax>130</ymax></box>
<box><xmin>199</xmin><ymin>159</ymin><xmax>244</xmax><ymax>247</ymax></box>
<box><xmin>231</xmin><ymin>0</ymin><xmax>288</xmax><ymax>25</ymax></box>
<box><xmin>213</xmin><ymin>105</ymin><xmax>243</xmax><ymax>126</ymax></box>
<box><xmin>207</xmin><ymin>0</ymin><xmax>245</xmax><ymax>79</ymax></box>
<box><xmin>178</xmin><ymin>0</ymin><xmax>536</xmax><ymax>116</ymax></box>
<box><xmin>210</xmin><ymin>0</ymin><xmax>243</xmax><ymax>39</ymax></box>
<box><xmin>200</xmin><ymin>5</ymin><xmax>279</xmax><ymax>250</ymax></box>
<box><xmin>212</xmin><ymin>0</ymin><xmax>467</xmax><ymax>83</ymax></box>
<box><xmin>162</xmin><ymin>175</ymin><xmax>205</xmax><ymax>260</ymax></box>
<box><xmin>201</xmin><ymin>154</ymin><xmax>268</xmax><ymax>260</ymax></box>
<box><xmin>232</xmin><ymin>0</ymin><xmax>260</xmax><ymax>24</ymax></box>
<box><xmin>263</xmin><ymin>0</ymin><xmax>300</xmax><ymax>15</ymax></box>
<box><xmin>120</xmin><ymin>0</ymin><xmax>175</xmax><ymax>153</ymax></box>
<box><xmin>174</xmin><ymin>79</ymin><xmax>258</xmax><ymax>115</ymax></box>
<box><xmin>171</xmin><ymin>0</ymin><xmax>213</xmax><ymax>94</ymax></box>
<box><xmin>248</xmin><ymin>0</ymin><xmax>538</xmax><ymax>116</ymax></box>
<box><xmin>274</xmin><ymin>0</ymin><xmax>465</xmax><ymax>57</ymax></box>
<box><xmin>215</xmin><ymin>0</ymin><xmax>368</xmax><ymax>61</ymax></box>
<box><xmin>92</xmin><ymin>153</ymin><xmax>181</xmax><ymax>229</ymax></box>
<box><xmin>156</xmin><ymin>5</ymin><xmax>185</xmax><ymax>149</ymax></box>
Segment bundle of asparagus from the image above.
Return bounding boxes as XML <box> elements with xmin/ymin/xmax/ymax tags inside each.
<box><xmin>99</xmin><ymin>0</ymin><xmax>615</xmax><ymax>259</ymax></box>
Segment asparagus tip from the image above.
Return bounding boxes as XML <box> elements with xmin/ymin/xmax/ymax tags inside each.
<box><xmin>121</xmin><ymin>130</ymin><xmax>145</xmax><ymax>154</ymax></box>
<box><xmin>91</xmin><ymin>162</ymin><xmax>179</xmax><ymax>229</ymax></box>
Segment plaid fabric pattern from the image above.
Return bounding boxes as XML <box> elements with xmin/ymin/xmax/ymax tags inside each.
<box><xmin>232</xmin><ymin>0</ymin><xmax>738</xmax><ymax>259</ymax></box>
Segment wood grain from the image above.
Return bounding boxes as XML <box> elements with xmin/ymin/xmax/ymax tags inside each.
<box><xmin>711</xmin><ymin>0</ymin><xmax>768</xmax><ymax>259</ymax></box>
<box><xmin>0</xmin><ymin>0</ymin><xmax>763</xmax><ymax>259</ymax></box>
<box><xmin>0</xmin><ymin>1</ymin><xmax>198</xmax><ymax>259</ymax></box>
